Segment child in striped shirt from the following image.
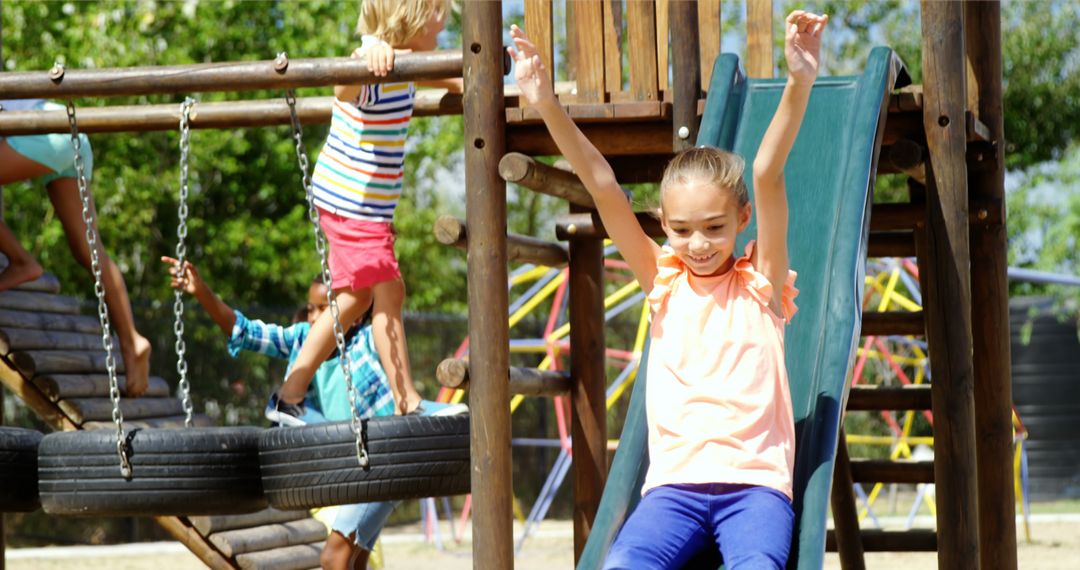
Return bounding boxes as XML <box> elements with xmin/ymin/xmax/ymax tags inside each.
<box><xmin>272</xmin><ymin>0</ymin><xmax>465</xmax><ymax>423</ymax></box>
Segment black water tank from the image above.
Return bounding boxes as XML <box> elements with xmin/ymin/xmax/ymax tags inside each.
<box><xmin>1010</xmin><ymin>297</ymin><xmax>1080</xmax><ymax>500</ymax></box>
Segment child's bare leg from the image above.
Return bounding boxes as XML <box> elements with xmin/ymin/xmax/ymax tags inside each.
<box><xmin>0</xmin><ymin>142</ymin><xmax>50</xmax><ymax>290</ymax></box>
<box><xmin>280</xmin><ymin>287</ymin><xmax>372</xmax><ymax>404</ymax></box>
<box><xmin>321</xmin><ymin>531</ymin><xmax>369</xmax><ymax>570</ymax></box>
<box><xmin>371</xmin><ymin>277</ymin><xmax>421</xmax><ymax>414</ymax></box>
<box><xmin>46</xmin><ymin>178</ymin><xmax>152</xmax><ymax>397</ymax></box>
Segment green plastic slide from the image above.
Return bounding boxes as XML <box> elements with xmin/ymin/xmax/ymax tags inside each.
<box><xmin>577</xmin><ymin>47</ymin><xmax>908</xmax><ymax>570</ymax></box>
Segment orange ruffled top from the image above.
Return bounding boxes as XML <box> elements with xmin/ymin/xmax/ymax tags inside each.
<box><xmin>642</xmin><ymin>241</ymin><xmax>799</xmax><ymax>499</ymax></box>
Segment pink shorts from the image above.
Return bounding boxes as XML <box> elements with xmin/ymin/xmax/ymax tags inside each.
<box><xmin>318</xmin><ymin>209</ymin><xmax>400</xmax><ymax>291</ymax></box>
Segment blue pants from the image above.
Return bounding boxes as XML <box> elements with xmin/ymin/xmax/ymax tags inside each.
<box><xmin>604</xmin><ymin>483</ymin><xmax>794</xmax><ymax>570</ymax></box>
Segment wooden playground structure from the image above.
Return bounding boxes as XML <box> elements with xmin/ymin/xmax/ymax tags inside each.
<box><xmin>0</xmin><ymin>1</ymin><xmax>1015</xmax><ymax>569</ymax></box>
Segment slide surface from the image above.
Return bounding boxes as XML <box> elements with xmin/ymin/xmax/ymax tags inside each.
<box><xmin>577</xmin><ymin>47</ymin><xmax>908</xmax><ymax>570</ymax></box>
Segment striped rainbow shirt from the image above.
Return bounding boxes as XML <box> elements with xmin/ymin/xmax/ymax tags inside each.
<box><xmin>311</xmin><ymin>82</ymin><xmax>415</xmax><ymax>222</ymax></box>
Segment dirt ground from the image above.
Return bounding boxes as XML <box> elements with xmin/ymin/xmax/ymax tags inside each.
<box><xmin>5</xmin><ymin>518</ymin><xmax>1078</xmax><ymax>569</ymax></box>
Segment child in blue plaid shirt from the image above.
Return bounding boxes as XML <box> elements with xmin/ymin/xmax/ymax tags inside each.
<box><xmin>163</xmin><ymin>257</ymin><xmax>412</xmax><ymax>569</ymax></box>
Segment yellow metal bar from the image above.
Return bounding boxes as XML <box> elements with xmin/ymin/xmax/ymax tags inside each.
<box><xmin>509</xmin><ymin>272</ymin><xmax>566</xmax><ymax>330</ymax></box>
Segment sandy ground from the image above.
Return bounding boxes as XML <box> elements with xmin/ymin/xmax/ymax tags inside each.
<box><xmin>6</xmin><ymin>517</ymin><xmax>1079</xmax><ymax>569</ymax></box>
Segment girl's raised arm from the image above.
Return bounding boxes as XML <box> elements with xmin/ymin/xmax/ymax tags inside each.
<box><xmin>508</xmin><ymin>25</ymin><xmax>662</xmax><ymax>292</ymax></box>
<box><xmin>751</xmin><ymin>11</ymin><xmax>826</xmax><ymax>314</ymax></box>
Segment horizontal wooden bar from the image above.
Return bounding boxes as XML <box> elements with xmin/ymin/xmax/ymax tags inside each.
<box><xmin>849</xmin><ymin>459</ymin><xmax>935</xmax><ymax>484</ymax></box>
<box><xmin>0</xmin><ymin>50</ymin><xmax>462</xmax><ymax>99</ymax></box>
<box><xmin>208</xmin><ymin>518</ymin><xmax>327</xmax><ymax>558</ymax></box>
<box><xmin>58</xmin><ymin>396</ymin><xmax>185</xmax><ymax>424</ymax></box>
<box><xmin>434</xmin><ymin>215</ymin><xmax>568</xmax><ymax>268</ymax></box>
<box><xmin>0</xmin><ymin>328</ymin><xmax>116</xmax><ymax>355</ymax></box>
<box><xmin>9</xmin><ymin>349</ymin><xmax>123</xmax><ymax>378</ymax></box>
<box><xmin>827</xmin><ymin>530</ymin><xmax>937</xmax><ymax>552</ymax></box>
<box><xmin>861</xmin><ymin>311</ymin><xmax>925</xmax><ymax>337</ymax></box>
<box><xmin>867</xmin><ymin>231</ymin><xmax>916</xmax><ymax>258</ymax></box>
<box><xmin>499</xmin><ymin>152</ymin><xmax>596</xmax><ymax>208</ymax></box>
<box><xmin>32</xmin><ymin>373</ymin><xmax>170</xmax><ymax>402</ymax></box>
<box><xmin>555</xmin><ymin>211</ymin><xmax>664</xmax><ymax>241</ymax></box>
<box><xmin>435</xmin><ymin>358</ymin><xmax>571</xmax><ymax>397</ymax></box>
<box><xmin>190</xmin><ymin>508</ymin><xmax>312</xmax><ymax>536</ymax></box>
<box><xmin>508</xmin><ymin>121</ymin><xmax>674</xmax><ymax>156</ymax></box>
<box><xmin>0</xmin><ymin>309</ymin><xmax>102</xmax><ymax>335</ymax></box>
<box><xmin>846</xmin><ymin>384</ymin><xmax>933</xmax><ymax>411</ymax></box>
<box><xmin>0</xmin><ymin>291</ymin><xmax>80</xmax><ymax>315</ymax></box>
<box><xmin>870</xmin><ymin>200</ymin><xmax>1001</xmax><ymax>232</ymax></box>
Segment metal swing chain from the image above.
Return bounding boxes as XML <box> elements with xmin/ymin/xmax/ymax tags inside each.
<box><xmin>65</xmin><ymin>101</ymin><xmax>132</xmax><ymax>479</ymax></box>
<box><xmin>284</xmin><ymin>89</ymin><xmax>369</xmax><ymax>468</ymax></box>
<box><xmin>174</xmin><ymin>98</ymin><xmax>196</xmax><ymax>428</ymax></box>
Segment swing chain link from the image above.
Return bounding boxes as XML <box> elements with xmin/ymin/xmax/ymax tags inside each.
<box><xmin>66</xmin><ymin>101</ymin><xmax>132</xmax><ymax>479</ymax></box>
<box><xmin>175</xmin><ymin>98</ymin><xmax>196</xmax><ymax>428</ymax></box>
<box><xmin>285</xmin><ymin>90</ymin><xmax>369</xmax><ymax>468</ymax></box>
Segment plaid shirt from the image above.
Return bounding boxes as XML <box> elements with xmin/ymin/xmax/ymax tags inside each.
<box><xmin>228</xmin><ymin>310</ymin><xmax>395</xmax><ymax>420</ymax></box>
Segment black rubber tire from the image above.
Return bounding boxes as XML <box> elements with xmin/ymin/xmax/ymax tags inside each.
<box><xmin>38</xmin><ymin>427</ymin><xmax>267</xmax><ymax>516</ymax></box>
<box><xmin>259</xmin><ymin>415</ymin><xmax>470</xmax><ymax>510</ymax></box>
<box><xmin>0</xmin><ymin>427</ymin><xmax>44</xmax><ymax>512</ymax></box>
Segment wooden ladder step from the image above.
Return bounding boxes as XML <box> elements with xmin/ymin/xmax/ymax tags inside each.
<box><xmin>234</xmin><ymin>542</ymin><xmax>324</xmax><ymax>570</ymax></box>
<box><xmin>0</xmin><ymin>309</ymin><xmax>102</xmax><ymax>334</ymax></box>
<box><xmin>33</xmin><ymin>374</ymin><xmax>171</xmax><ymax>401</ymax></box>
<box><xmin>208</xmin><ymin>519</ymin><xmax>328</xmax><ymax>558</ymax></box>
<box><xmin>861</xmin><ymin>311</ymin><xmax>925</xmax><ymax>337</ymax></box>
<box><xmin>847</xmin><ymin>384</ymin><xmax>932</xmax><ymax>411</ymax></box>
<box><xmin>82</xmin><ymin>413</ymin><xmax>214</xmax><ymax>431</ymax></box>
<box><xmin>190</xmin><ymin>508</ymin><xmax>313</xmax><ymax>536</ymax></box>
<box><xmin>849</xmin><ymin>459</ymin><xmax>935</xmax><ymax>483</ymax></box>
<box><xmin>0</xmin><ymin>290</ymin><xmax>81</xmax><ymax>314</ymax></box>
<box><xmin>827</xmin><ymin>529</ymin><xmax>937</xmax><ymax>552</ymax></box>
<box><xmin>58</xmin><ymin>397</ymin><xmax>185</xmax><ymax>423</ymax></box>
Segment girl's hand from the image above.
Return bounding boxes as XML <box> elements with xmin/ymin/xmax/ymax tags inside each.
<box><xmin>354</xmin><ymin>42</ymin><xmax>408</xmax><ymax>77</ymax></box>
<box><xmin>784</xmin><ymin>11</ymin><xmax>827</xmax><ymax>85</ymax></box>
<box><xmin>508</xmin><ymin>25</ymin><xmax>555</xmax><ymax>107</ymax></box>
<box><xmin>161</xmin><ymin>256</ymin><xmax>201</xmax><ymax>296</ymax></box>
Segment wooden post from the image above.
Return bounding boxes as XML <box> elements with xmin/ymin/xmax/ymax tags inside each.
<box><xmin>670</xmin><ymin>0</ymin><xmax>701</xmax><ymax>151</ymax></box>
<box><xmin>830</xmin><ymin>430</ymin><xmax>866</xmax><ymax>570</ymax></box>
<box><xmin>964</xmin><ymin>2</ymin><xmax>1017</xmax><ymax>569</ymax></box>
<box><xmin>568</xmin><ymin>199</ymin><xmax>607</xmax><ymax>562</ymax></box>
<box><xmin>919</xmin><ymin>2</ymin><xmax>980</xmax><ymax>568</ymax></box>
<box><xmin>746</xmin><ymin>0</ymin><xmax>774</xmax><ymax>78</ymax></box>
<box><xmin>462</xmin><ymin>2</ymin><xmax>512</xmax><ymax>568</ymax></box>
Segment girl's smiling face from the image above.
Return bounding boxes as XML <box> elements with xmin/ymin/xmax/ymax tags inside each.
<box><xmin>660</xmin><ymin>180</ymin><xmax>751</xmax><ymax>277</ymax></box>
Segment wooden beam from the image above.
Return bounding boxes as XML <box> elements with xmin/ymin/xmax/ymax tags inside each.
<box><xmin>153</xmin><ymin>516</ymin><xmax>234</xmax><ymax>570</ymax></box>
<box><xmin>463</xmin><ymin>3</ymin><xmax>512</xmax><ymax>568</ymax></box>
<box><xmin>434</xmin><ymin>215</ymin><xmax>569</xmax><ymax>268</ymax></box>
<box><xmin>965</xmin><ymin>3</ymin><xmax>1016</xmax><ymax>569</ymax></box>
<box><xmin>499</xmin><ymin>153</ymin><xmax>595</xmax><ymax>209</ymax></box>
<box><xmin>746</xmin><ymin>0</ymin><xmax>774</xmax><ymax>78</ymax></box>
<box><xmin>0</xmin><ymin>357</ymin><xmax>78</xmax><ymax>431</ymax></box>
<box><xmin>435</xmin><ymin>358</ymin><xmax>571</xmax><ymax>396</ymax></box>
<box><xmin>555</xmin><ymin>211</ymin><xmax>664</xmax><ymax>241</ymax></box>
<box><xmin>830</xmin><ymin>430</ymin><xmax>867</xmax><ymax>570</ymax></box>
<box><xmin>849</xmin><ymin>459</ymin><xmax>936</xmax><ymax>484</ymax></box>
<box><xmin>919</xmin><ymin>3</ymin><xmax>980</xmax><ymax>566</ymax></box>
<box><xmin>827</xmin><ymin>530</ymin><xmax>938</xmax><ymax>553</ymax></box>
<box><xmin>860</xmin><ymin>311</ymin><xmax>925</xmax><ymax>337</ymax></box>
<box><xmin>568</xmin><ymin>201</ymin><xmax>607</xmax><ymax>563</ymax></box>
<box><xmin>0</xmin><ymin>50</ymin><xmax>462</xmax><ymax>99</ymax></box>
<box><xmin>846</xmin><ymin>385</ymin><xmax>933</xmax><ymax>411</ymax></box>
<box><xmin>508</xmin><ymin>120</ymin><xmax>674</xmax><ymax>156</ymax></box>
<box><xmin>670</xmin><ymin>0</ymin><xmax>701</xmax><ymax>150</ymax></box>
<box><xmin>868</xmin><ymin>231</ymin><xmax>916</xmax><ymax>258</ymax></box>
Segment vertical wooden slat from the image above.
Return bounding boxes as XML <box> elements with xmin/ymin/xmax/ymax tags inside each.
<box><xmin>698</xmin><ymin>0</ymin><xmax>723</xmax><ymax>87</ymax></box>
<box><xmin>524</xmin><ymin>0</ymin><xmax>554</xmax><ymax>83</ymax></box>
<box><xmin>626</xmin><ymin>0</ymin><xmax>659</xmax><ymax>101</ymax></box>
<box><xmin>656</xmin><ymin>0</ymin><xmax>670</xmax><ymax>93</ymax></box>
<box><xmin>831</xmin><ymin>429</ymin><xmax>867</xmax><ymax>570</ymax></box>
<box><xmin>463</xmin><ymin>2</ymin><xmax>512</xmax><ymax>569</ymax></box>
<box><xmin>569</xmin><ymin>203</ymin><xmax>608</xmax><ymax>563</ymax></box>
<box><xmin>919</xmin><ymin>2</ymin><xmax>980</xmax><ymax>568</ymax></box>
<box><xmin>670</xmin><ymin>0</ymin><xmax>700</xmax><ymax>151</ymax></box>
<box><xmin>746</xmin><ymin>0</ymin><xmax>774</xmax><ymax>78</ymax></box>
<box><xmin>602</xmin><ymin>0</ymin><xmax>623</xmax><ymax>97</ymax></box>
<box><xmin>574</xmin><ymin>0</ymin><xmax>606</xmax><ymax>103</ymax></box>
<box><xmin>965</xmin><ymin>2</ymin><xmax>1017</xmax><ymax>569</ymax></box>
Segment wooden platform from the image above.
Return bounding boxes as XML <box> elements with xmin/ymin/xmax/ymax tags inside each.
<box><xmin>0</xmin><ymin>276</ymin><xmax>327</xmax><ymax>570</ymax></box>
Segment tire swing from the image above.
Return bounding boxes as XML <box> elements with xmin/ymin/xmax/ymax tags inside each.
<box><xmin>37</xmin><ymin>100</ymin><xmax>267</xmax><ymax>516</ymax></box>
<box><xmin>258</xmin><ymin>91</ymin><xmax>470</xmax><ymax>510</ymax></box>
<box><xmin>0</xmin><ymin>427</ymin><xmax>44</xmax><ymax>512</ymax></box>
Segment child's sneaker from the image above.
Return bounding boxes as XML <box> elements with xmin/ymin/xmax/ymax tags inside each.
<box><xmin>410</xmin><ymin>399</ymin><xmax>469</xmax><ymax>417</ymax></box>
<box><xmin>265</xmin><ymin>393</ymin><xmax>308</xmax><ymax>427</ymax></box>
